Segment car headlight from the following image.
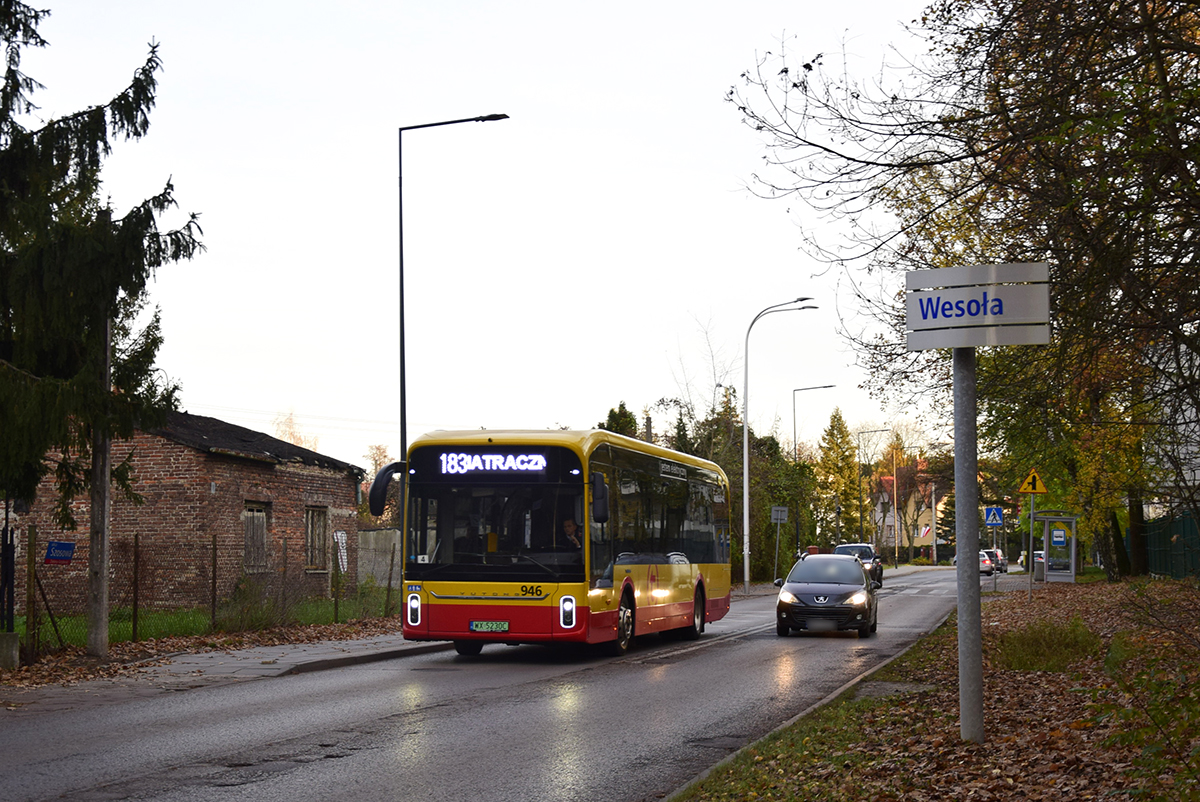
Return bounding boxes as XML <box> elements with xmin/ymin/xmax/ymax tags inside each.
<box><xmin>778</xmin><ymin>589</ymin><xmax>798</xmax><ymax>605</ymax></box>
<box><xmin>847</xmin><ymin>591</ymin><xmax>869</xmax><ymax>606</ymax></box>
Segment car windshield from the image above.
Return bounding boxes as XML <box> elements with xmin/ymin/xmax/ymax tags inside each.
<box><xmin>834</xmin><ymin>545</ymin><xmax>873</xmax><ymax>561</ymax></box>
<box><xmin>787</xmin><ymin>559</ymin><xmax>864</xmax><ymax>585</ymax></box>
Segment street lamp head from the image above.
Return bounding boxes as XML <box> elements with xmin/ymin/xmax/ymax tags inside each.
<box><xmin>398</xmin><ymin>111</ymin><xmax>510</xmax><ymax>459</ymax></box>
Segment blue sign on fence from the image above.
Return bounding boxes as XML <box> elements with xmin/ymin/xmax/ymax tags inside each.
<box><xmin>44</xmin><ymin>540</ymin><xmax>76</xmax><ymax>565</ymax></box>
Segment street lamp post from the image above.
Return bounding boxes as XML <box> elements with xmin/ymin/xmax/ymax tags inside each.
<box><xmin>893</xmin><ymin>446</ymin><xmax>899</xmax><ymax>567</ymax></box>
<box><xmin>855</xmin><ymin>428</ymin><xmax>889</xmax><ymax>544</ymax></box>
<box><xmin>398</xmin><ymin>113</ymin><xmax>509</xmax><ymax>462</ymax></box>
<box><xmin>742</xmin><ymin>298</ymin><xmax>816</xmax><ymax>594</ymax></box>
<box><xmin>791</xmin><ymin>385</ymin><xmax>834</xmax><ymax>463</ymax></box>
<box><xmin>927</xmin><ymin>442</ymin><xmax>950</xmax><ymax>565</ymax></box>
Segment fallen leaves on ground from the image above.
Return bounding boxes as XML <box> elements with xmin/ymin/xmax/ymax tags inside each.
<box><xmin>691</xmin><ymin>579</ymin><xmax>1200</xmax><ymax>802</ymax></box>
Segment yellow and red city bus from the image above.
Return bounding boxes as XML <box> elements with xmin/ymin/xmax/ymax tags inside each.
<box><xmin>369</xmin><ymin>429</ymin><xmax>731</xmax><ymax>656</ymax></box>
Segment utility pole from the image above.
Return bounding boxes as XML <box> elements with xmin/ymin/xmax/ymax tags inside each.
<box><xmin>856</xmin><ymin>428</ymin><xmax>889</xmax><ymax>548</ymax></box>
<box><xmin>87</xmin><ymin>317</ymin><xmax>111</xmax><ymax>658</ymax></box>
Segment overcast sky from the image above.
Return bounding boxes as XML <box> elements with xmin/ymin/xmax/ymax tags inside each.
<box><xmin>22</xmin><ymin>1</ymin><xmax>937</xmax><ymax>469</ymax></box>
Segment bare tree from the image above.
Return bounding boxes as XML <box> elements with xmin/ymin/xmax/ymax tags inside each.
<box><xmin>273</xmin><ymin>411</ymin><xmax>319</xmax><ymax>451</ymax></box>
<box><xmin>728</xmin><ymin>1</ymin><xmax>1200</xmax><ymax>565</ymax></box>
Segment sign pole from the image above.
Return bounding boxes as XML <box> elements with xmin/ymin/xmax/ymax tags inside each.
<box><xmin>771</xmin><ymin>506</ymin><xmax>789</xmax><ymax>580</ymax></box>
<box><xmin>1028</xmin><ymin>492</ymin><xmax>1035</xmax><ymax>600</ymax></box>
<box><xmin>907</xmin><ymin>263</ymin><xmax>1050</xmax><ymax>747</ymax></box>
<box><xmin>953</xmin><ymin>347</ymin><xmax>985</xmax><ymax>743</ymax></box>
<box><xmin>774</xmin><ymin>520</ymin><xmax>781</xmax><ymax>580</ymax></box>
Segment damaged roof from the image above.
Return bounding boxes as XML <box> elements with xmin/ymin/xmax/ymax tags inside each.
<box><xmin>152</xmin><ymin>411</ymin><xmax>363</xmax><ymax>476</ymax></box>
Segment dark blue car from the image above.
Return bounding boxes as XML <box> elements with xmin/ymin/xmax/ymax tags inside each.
<box><xmin>774</xmin><ymin>553</ymin><xmax>880</xmax><ymax>638</ymax></box>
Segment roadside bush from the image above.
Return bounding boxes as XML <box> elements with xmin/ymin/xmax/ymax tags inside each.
<box><xmin>991</xmin><ymin>615</ymin><xmax>1101</xmax><ymax>671</ymax></box>
<box><xmin>1089</xmin><ymin>578</ymin><xmax>1200</xmax><ymax>800</ymax></box>
<box><xmin>1095</xmin><ymin>657</ymin><xmax>1200</xmax><ymax>801</ymax></box>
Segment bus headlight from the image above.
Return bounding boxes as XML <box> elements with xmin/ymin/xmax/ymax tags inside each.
<box><xmin>559</xmin><ymin>595</ymin><xmax>576</xmax><ymax>629</ymax></box>
<box><xmin>406</xmin><ymin>593</ymin><xmax>422</xmax><ymax>626</ymax></box>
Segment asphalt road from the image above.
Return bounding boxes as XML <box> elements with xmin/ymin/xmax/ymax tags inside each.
<box><xmin>1</xmin><ymin>569</ymin><xmax>969</xmax><ymax>802</ymax></box>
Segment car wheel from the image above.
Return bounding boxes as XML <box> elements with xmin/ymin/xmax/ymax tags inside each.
<box><xmin>454</xmin><ymin>640</ymin><xmax>483</xmax><ymax>656</ymax></box>
<box><xmin>608</xmin><ymin>592</ymin><xmax>635</xmax><ymax>656</ymax></box>
<box><xmin>858</xmin><ymin>623</ymin><xmax>872</xmax><ymax>638</ymax></box>
<box><xmin>682</xmin><ymin>588</ymin><xmax>705</xmax><ymax>640</ymax></box>
<box><xmin>776</xmin><ymin>619</ymin><xmax>790</xmax><ymax>637</ymax></box>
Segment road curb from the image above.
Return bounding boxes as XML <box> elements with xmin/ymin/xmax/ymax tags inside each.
<box><xmin>285</xmin><ymin>641</ymin><xmax>455</xmax><ymax>674</ymax></box>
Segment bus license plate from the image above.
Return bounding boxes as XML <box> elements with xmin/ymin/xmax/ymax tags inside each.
<box><xmin>470</xmin><ymin>621</ymin><xmax>509</xmax><ymax>633</ymax></box>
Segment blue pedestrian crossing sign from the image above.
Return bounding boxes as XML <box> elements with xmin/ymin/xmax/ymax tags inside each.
<box><xmin>984</xmin><ymin>507</ymin><xmax>1004</xmax><ymax>526</ymax></box>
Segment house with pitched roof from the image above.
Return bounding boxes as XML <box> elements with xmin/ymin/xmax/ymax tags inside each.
<box><xmin>17</xmin><ymin>411</ymin><xmax>365</xmax><ymax>621</ymax></box>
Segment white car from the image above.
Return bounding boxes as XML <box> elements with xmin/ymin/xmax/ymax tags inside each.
<box><xmin>984</xmin><ymin>548</ymin><xmax>1007</xmax><ymax>573</ymax></box>
<box><xmin>953</xmin><ymin>550</ymin><xmax>995</xmax><ymax>575</ymax></box>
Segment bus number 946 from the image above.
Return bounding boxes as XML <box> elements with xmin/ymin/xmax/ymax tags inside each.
<box><xmin>520</xmin><ymin>585</ymin><xmax>543</xmax><ymax>597</ymax></box>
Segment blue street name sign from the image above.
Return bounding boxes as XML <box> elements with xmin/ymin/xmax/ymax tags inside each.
<box><xmin>44</xmin><ymin>540</ymin><xmax>76</xmax><ymax>565</ymax></box>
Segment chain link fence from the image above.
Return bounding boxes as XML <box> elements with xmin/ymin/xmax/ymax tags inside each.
<box><xmin>10</xmin><ymin>524</ymin><xmax>399</xmax><ymax>663</ymax></box>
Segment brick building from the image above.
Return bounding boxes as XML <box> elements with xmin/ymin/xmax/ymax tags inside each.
<box><xmin>16</xmin><ymin>411</ymin><xmax>365</xmax><ymax>617</ymax></box>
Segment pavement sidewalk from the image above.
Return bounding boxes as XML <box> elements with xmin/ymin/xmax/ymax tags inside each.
<box><xmin>141</xmin><ymin>633</ymin><xmax>449</xmax><ymax>682</ymax></box>
<box><xmin>143</xmin><ymin>563</ymin><xmax>1005</xmax><ymax>682</ymax></box>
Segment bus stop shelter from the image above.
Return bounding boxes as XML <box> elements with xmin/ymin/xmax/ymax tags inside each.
<box><xmin>1033</xmin><ymin>510</ymin><xmax>1078</xmax><ymax>583</ymax></box>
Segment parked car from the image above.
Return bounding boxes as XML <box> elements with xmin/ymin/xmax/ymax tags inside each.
<box><xmin>1018</xmin><ymin>550</ymin><xmax>1044</xmax><ymax>570</ymax></box>
<box><xmin>984</xmin><ymin>548</ymin><xmax>1007</xmax><ymax>573</ymax></box>
<box><xmin>774</xmin><ymin>553</ymin><xmax>880</xmax><ymax>638</ymax></box>
<box><xmin>832</xmin><ymin>542</ymin><xmax>885</xmax><ymax>584</ymax></box>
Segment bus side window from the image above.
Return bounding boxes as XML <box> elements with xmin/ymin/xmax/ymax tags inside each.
<box><xmin>589</xmin><ymin>469</ymin><xmax>613</xmax><ymax>584</ymax></box>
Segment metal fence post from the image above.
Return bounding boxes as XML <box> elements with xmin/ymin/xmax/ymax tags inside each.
<box><xmin>333</xmin><ymin>548</ymin><xmax>341</xmax><ymax>624</ymax></box>
<box><xmin>132</xmin><ymin>528</ymin><xmax>140</xmax><ymax>642</ymax></box>
<box><xmin>210</xmin><ymin>528</ymin><xmax>218</xmax><ymax>631</ymax></box>
<box><xmin>280</xmin><ymin>537</ymin><xmax>288</xmax><ymax>626</ymax></box>
<box><xmin>26</xmin><ymin>524</ymin><xmax>37</xmax><ymax>661</ymax></box>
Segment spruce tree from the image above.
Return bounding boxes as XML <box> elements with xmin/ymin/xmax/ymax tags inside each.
<box><xmin>814</xmin><ymin>408</ymin><xmax>860</xmax><ymax>546</ymax></box>
<box><xmin>1</xmin><ymin>3</ymin><xmax>203</xmax><ymax>653</ymax></box>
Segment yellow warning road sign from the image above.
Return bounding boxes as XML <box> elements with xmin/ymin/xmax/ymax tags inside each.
<box><xmin>1018</xmin><ymin>470</ymin><xmax>1047</xmax><ymax>494</ymax></box>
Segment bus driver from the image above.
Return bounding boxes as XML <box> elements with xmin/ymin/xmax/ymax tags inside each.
<box><xmin>562</xmin><ymin>517</ymin><xmax>582</xmax><ymax>548</ymax></box>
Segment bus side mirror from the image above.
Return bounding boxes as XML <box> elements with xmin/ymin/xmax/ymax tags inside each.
<box><xmin>591</xmin><ymin>472</ymin><xmax>609</xmax><ymax>524</ymax></box>
<box><xmin>369</xmin><ymin>461</ymin><xmax>406</xmax><ymax>517</ymax></box>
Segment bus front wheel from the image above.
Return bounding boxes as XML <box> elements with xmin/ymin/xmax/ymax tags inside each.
<box><xmin>454</xmin><ymin>640</ymin><xmax>484</xmax><ymax>656</ymax></box>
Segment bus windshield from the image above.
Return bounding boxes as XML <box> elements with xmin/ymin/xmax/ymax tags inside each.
<box><xmin>404</xmin><ymin>445</ymin><xmax>586</xmax><ymax>583</ymax></box>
